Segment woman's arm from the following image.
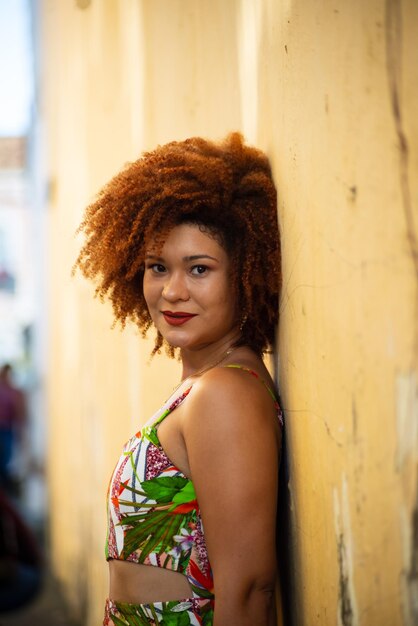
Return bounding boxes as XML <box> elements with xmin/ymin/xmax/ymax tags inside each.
<box><xmin>182</xmin><ymin>367</ymin><xmax>281</xmax><ymax>626</ymax></box>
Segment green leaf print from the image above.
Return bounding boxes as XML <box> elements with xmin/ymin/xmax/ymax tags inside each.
<box><xmin>136</xmin><ymin>514</ymin><xmax>179</xmax><ymax>563</ymax></box>
<box><xmin>109</xmin><ymin>611</ymin><xmax>131</xmax><ymax>626</ymax></box>
<box><xmin>172</xmin><ymin>481</ymin><xmax>196</xmax><ymax>504</ymax></box>
<box><xmin>202</xmin><ymin>605</ymin><xmax>214</xmax><ymax>626</ymax></box>
<box><xmin>141</xmin><ymin>426</ymin><xmax>160</xmax><ymax>447</ymax></box>
<box><xmin>111</xmin><ymin>604</ymin><xmax>149</xmax><ymax>626</ymax></box>
<box><xmin>141</xmin><ymin>476</ymin><xmax>190</xmax><ymax>503</ymax></box>
<box><xmin>122</xmin><ymin>508</ymin><xmax>195</xmax><ymax>563</ymax></box>
<box><xmin>120</xmin><ymin>508</ymin><xmax>167</xmax><ymax>532</ymax></box>
<box><xmin>118</xmin><ymin>474</ymin><xmax>197</xmax><ymax>567</ymax></box>
<box><xmin>189</xmin><ymin>584</ymin><xmax>213</xmax><ymax>600</ymax></box>
<box><xmin>160</xmin><ymin>602</ymin><xmax>192</xmax><ymax>626</ymax></box>
<box><xmin>121</xmin><ymin>510</ymin><xmax>167</xmax><ymax>557</ymax></box>
<box><xmin>177</xmin><ymin>548</ymin><xmax>191</xmax><ymax>571</ymax></box>
<box><xmin>109</xmin><ymin>579</ymin><xmax>211</xmax><ymax>625</ymax></box>
<box><xmin>160</xmin><ymin>613</ymin><xmax>191</xmax><ymax>626</ymax></box>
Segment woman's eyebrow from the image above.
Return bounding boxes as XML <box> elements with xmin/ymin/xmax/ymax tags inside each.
<box><xmin>145</xmin><ymin>254</ymin><xmax>219</xmax><ymax>262</ymax></box>
<box><xmin>183</xmin><ymin>254</ymin><xmax>219</xmax><ymax>262</ymax></box>
<box><xmin>145</xmin><ymin>254</ymin><xmax>164</xmax><ymax>261</ymax></box>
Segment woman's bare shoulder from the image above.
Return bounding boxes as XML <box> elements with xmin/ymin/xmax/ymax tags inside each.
<box><xmin>182</xmin><ymin>363</ymin><xmax>279</xmax><ymax>438</ymax></box>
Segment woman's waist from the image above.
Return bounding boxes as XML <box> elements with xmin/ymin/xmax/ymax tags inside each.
<box><xmin>109</xmin><ymin>558</ymin><xmax>197</xmax><ymax>604</ymax></box>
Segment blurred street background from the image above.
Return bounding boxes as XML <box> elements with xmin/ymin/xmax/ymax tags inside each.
<box><xmin>0</xmin><ymin>1</ymin><xmax>78</xmax><ymax>623</ymax></box>
<box><xmin>0</xmin><ymin>576</ymin><xmax>77</xmax><ymax>626</ymax></box>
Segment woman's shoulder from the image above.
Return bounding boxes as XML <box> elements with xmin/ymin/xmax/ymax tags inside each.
<box><xmin>202</xmin><ymin>350</ymin><xmax>276</xmax><ymax>397</ymax></box>
<box><xmin>200</xmin><ymin>361</ymin><xmax>275</xmax><ymax>394</ymax></box>
<box><xmin>183</xmin><ymin>360</ymin><xmax>279</xmax><ymax>432</ymax></box>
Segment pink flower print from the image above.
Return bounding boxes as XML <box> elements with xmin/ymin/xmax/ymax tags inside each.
<box><xmin>172</xmin><ymin>527</ymin><xmax>195</xmax><ymax>552</ymax></box>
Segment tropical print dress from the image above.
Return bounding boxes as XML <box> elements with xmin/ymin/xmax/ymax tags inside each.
<box><xmin>105</xmin><ymin>386</ymin><xmax>214</xmax><ymax>626</ymax></box>
<box><xmin>104</xmin><ymin>365</ymin><xmax>282</xmax><ymax>626</ymax></box>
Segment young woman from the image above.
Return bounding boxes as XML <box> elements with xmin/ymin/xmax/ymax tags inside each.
<box><xmin>75</xmin><ymin>133</ymin><xmax>283</xmax><ymax>626</ymax></box>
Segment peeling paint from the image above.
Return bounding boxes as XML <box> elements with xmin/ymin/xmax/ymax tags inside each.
<box><xmin>409</xmin><ymin>488</ymin><xmax>418</xmax><ymax>621</ymax></box>
<box><xmin>396</xmin><ymin>373</ymin><xmax>418</xmax><ymax>625</ymax></box>
<box><xmin>395</xmin><ymin>372</ymin><xmax>418</xmax><ymax>471</ymax></box>
<box><xmin>400</xmin><ymin>500</ymin><xmax>418</xmax><ymax>626</ymax></box>
<box><xmin>334</xmin><ymin>476</ymin><xmax>359</xmax><ymax>626</ymax></box>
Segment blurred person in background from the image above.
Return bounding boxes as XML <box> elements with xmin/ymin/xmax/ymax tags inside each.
<box><xmin>75</xmin><ymin>133</ymin><xmax>283</xmax><ymax>626</ymax></box>
<box><xmin>0</xmin><ymin>364</ymin><xmax>26</xmax><ymax>495</ymax></box>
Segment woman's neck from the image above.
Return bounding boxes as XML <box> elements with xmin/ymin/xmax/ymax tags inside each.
<box><xmin>179</xmin><ymin>330</ymin><xmax>241</xmax><ymax>380</ymax></box>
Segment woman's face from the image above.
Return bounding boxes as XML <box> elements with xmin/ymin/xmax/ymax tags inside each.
<box><xmin>143</xmin><ymin>223</ymin><xmax>238</xmax><ymax>352</ymax></box>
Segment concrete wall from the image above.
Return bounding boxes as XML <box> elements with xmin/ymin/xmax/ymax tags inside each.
<box><xmin>39</xmin><ymin>1</ymin><xmax>418</xmax><ymax>625</ymax></box>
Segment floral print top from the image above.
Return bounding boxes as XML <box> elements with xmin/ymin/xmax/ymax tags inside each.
<box><xmin>106</xmin><ymin>385</ymin><xmax>214</xmax><ymax>601</ymax></box>
<box><xmin>106</xmin><ymin>365</ymin><xmax>283</xmax><ymax>603</ymax></box>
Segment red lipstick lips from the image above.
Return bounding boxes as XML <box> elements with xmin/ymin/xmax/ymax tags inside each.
<box><xmin>162</xmin><ymin>311</ymin><xmax>197</xmax><ymax>326</ymax></box>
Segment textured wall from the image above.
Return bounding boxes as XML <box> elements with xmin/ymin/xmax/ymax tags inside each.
<box><xmin>39</xmin><ymin>1</ymin><xmax>417</xmax><ymax>625</ymax></box>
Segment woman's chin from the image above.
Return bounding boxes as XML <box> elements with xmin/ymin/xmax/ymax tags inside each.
<box><xmin>162</xmin><ymin>333</ymin><xmax>209</xmax><ymax>352</ymax></box>
<box><xmin>159</xmin><ymin>329</ymin><xmax>193</xmax><ymax>350</ymax></box>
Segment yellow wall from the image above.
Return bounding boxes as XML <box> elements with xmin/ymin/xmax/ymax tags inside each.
<box><xmin>39</xmin><ymin>1</ymin><xmax>418</xmax><ymax>625</ymax></box>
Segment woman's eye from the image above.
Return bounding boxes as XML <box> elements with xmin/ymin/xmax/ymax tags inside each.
<box><xmin>191</xmin><ymin>265</ymin><xmax>208</xmax><ymax>275</ymax></box>
<box><xmin>147</xmin><ymin>263</ymin><xmax>166</xmax><ymax>274</ymax></box>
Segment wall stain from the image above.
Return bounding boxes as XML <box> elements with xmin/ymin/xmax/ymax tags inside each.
<box><xmin>334</xmin><ymin>478</ymin><xmax>359</xmax><ymax>626</ymax></box>
<box><xmin>337</xmin><ymin>532</ymin><xmax>355</xmax><ymax>626</ymax></box>
<box><xmin>409</xmin><ymin>479</ymin><xmax>418</xmax><ymax>624</ymax></box>
<box><xmin>323</xmin><ymin>418</ymin><xmax>343</xmax><ymax>448</ymax></box>
<box><xmin>385</xmin><ymin>0</ymin><xmax>418</xmax><ymax>356</ymax></box>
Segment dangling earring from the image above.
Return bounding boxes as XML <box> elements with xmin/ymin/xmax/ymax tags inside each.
<box><xmin>239</xmin><ymin>314</ymin><xmax>248</xmax><ymax>331</ymax></box>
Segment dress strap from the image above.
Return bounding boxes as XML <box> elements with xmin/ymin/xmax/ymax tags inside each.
<box><xmin>150</xmin><ymin>364</ymin><xmax>283</xmax><ymax>432</ymax></box>
<box><xmin>152</xmin><ymin>387</ymin><xmax>193</xmax><ymax>429</ymax></box>
<box><xmin>223</xmin><ymin>364</ymin><xmax>283</xmax><ymax>426</ymax></box>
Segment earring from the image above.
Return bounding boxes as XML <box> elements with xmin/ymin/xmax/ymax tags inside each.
<box><xmin>239</xmin><ymin>314</ymin><xmax>248</xmax><ymax>331</ymax></box>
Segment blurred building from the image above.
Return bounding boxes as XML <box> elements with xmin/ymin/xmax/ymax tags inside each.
<box><xmin>0</xmin><ymin>136</ymin><xmax>29</xmax><ymax>361</ymax></box>
<box><xmin>0</xmin><ymin>133</ymin><xmax>47</xmax><ymax>526</ymax></box>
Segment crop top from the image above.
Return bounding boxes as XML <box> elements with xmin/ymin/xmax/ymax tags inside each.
<box><xmin>106</xmin><ymin>365</ymin><xmax>283</xmax><ymax>601</ymax></box>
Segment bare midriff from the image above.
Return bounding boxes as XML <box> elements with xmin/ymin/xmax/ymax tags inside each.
<box><xmin>108</xmin><ymin>559</ymin><xmax>193</xmax><ymax>604</ymax></box>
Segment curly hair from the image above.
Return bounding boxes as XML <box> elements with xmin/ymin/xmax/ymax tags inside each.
<box><xmin>74</xmin><ymin>132</ymin><xmax>281</xmax><ymax>356</ymax></box>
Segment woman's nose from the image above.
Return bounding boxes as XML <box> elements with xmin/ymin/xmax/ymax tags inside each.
<box><xmin>162</xmin><ymin>272</ymin><xmax>189</xmax><ymax>302</ymax></box>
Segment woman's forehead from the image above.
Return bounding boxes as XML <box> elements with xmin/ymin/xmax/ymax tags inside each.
<box><xmin>145</xmin><ymin>223</ymin><xmax>226</xmax><ymax>256</ymax></box>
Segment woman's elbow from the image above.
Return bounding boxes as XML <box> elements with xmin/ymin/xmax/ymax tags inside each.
<box><xmin>246</xmin><ymin>576</ymin><xmax>276</xmax><ymax>611</ymax></box>
<box><xmin>214</xmin><ymin>571</ymin><xmax>277</xmax><ymax>625</ymax></box>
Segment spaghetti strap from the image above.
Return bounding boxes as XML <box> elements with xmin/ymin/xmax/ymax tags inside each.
<box><xmin>148</xmin><ymin>364</ymin><xmax>283</xmax><ymax>431</ymax></box>
<box><xmin>223</xmin><ymin>364</ymin><xmax>283</xmax><ymax>426</ymax></box>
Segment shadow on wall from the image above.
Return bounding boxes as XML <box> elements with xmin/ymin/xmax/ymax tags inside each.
<box><xmin>277</xmin><ymin>425</ymin><xmax>293</xmax><ymax>626</ymax></box>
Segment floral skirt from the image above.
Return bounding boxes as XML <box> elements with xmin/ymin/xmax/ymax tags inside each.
<box><xmin>104</xmin><ymin>596</ymin><xmax>214</xmax><ymax>626</ymax></box>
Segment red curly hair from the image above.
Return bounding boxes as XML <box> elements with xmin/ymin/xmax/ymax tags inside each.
<box><xmin>74</xmin><ymin>132</ymin><xmax>281</xmax><ymax>355</ymax></box>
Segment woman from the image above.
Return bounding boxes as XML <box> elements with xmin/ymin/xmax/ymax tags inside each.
<box><xmin>75</xmin><ymin>133</ymin><xmax>283</xmax><ymax>626</ymax></box>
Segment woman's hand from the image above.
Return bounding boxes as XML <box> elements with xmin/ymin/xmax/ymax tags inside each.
<box><xmin>182</xmin><ymin>366</ymin><xmax>281</xmax><ymax>626</ymax></box>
